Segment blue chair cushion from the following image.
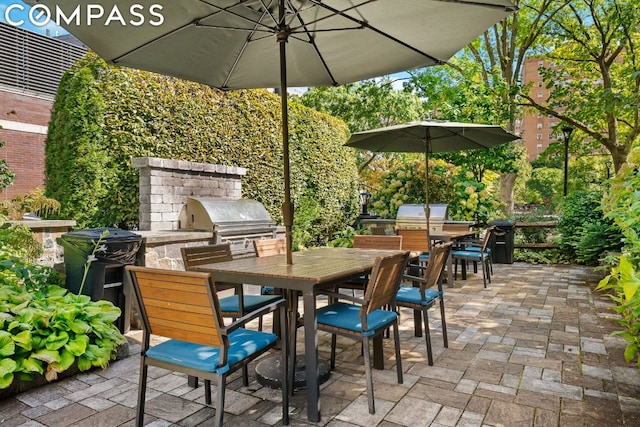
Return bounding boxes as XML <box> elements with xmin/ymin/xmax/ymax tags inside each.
<box><xmin>418</xmin><ymin>252</ymin><xmax>430</xmax><ymax>262</ymax></box>
<box><xmin>452</xmin><ymin>250</ymin><xmax>489</xmax><ymax>260</ymax></box>
<box><xmin>261</xmin><ymin>286</ymin><xmax>275</xmax><ymax>295</ymax></box>
<box><xmin>219</xmin><ymin>294</ymin><xmax>281</xmax><ymax>314</ymax></box>
<box><xmin>145</xmin><ymin>328</ymin><xmax>277</xmax><ymax>375</ymax></box>
<box><xmin>317</xmin><ymin>302</ymin><xmax>398</xmax><ymax>337</ymax></box>
<box><xmin>463</xmin><ymin>247</ymin><xmax>491</xmax><ymax>253</ymax></box>
<box><xmin>396</xmin><ymin>286</ymin><xmax>439</xmax><ymax>306</ymax></box>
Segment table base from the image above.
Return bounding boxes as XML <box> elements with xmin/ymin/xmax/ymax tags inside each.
<box><xmin>256</xmin><ymin>355</ymin><xmax>331</xmax><ymax>390</ymax></box>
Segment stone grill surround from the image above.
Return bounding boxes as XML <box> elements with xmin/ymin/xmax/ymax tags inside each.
<box><xmin>131</xmin><ymin>157</ymin><xmax>246</xmax><ymax>231</ymax></box>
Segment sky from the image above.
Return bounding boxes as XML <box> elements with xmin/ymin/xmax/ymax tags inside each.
<box><xmin>0</xmin><ymin>0</ymin><xmax>67</xmax><ymax>36</ymax></box>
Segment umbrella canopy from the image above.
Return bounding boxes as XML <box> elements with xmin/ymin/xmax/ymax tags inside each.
<box><xmin>346</xmin><ymin>120</ymin><xmax>520</xmax><ymax>234</ymax></box>
<box><xmin>27</xmin><ymin>0</ymin><xmax>516</xmax><ymax>263</ymax></box>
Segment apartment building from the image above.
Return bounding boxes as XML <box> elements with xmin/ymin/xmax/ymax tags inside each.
<box><xmin>0</xmin><ymin>22</ymin><xmax>86</xmax><ymax>200</ymax></box>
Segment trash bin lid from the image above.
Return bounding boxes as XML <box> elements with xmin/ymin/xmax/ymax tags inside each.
<box><xmin>61</xmin><ymin>227</ymin><xmax>141</xmax><ymax>242</ymax></box>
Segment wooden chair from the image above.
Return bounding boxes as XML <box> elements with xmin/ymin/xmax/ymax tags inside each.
<box><xmin>335</xmin><ymin>235</ymin><xmax>403</xmax><ymax>294</ymax></box>
<box><xmin>253</xmin><ymin>238</ymin><xmax>287</xmax><ymax>296</ymax></box>
<box><xmin>317</xmin><ymin>251</ymin><xmax>410</xmax><ymax>414</ymax></box>
<box><xmin>396</xmin><ymin>228</ymin><xmax>430</xmax><ymax>252</ymax></box>
<box><xmin>253</xmin><ymin>237</ymin><xmax>287</xmax><ymax>257</ymax></box>
<box><xmin>181</xmin><ymin>244</ymin><xmax>281</xmax><ymax>330</ymax></box>
<box><xmin>126</xmin><ymin>266</ymin><xmax>289</xmax><ymax>427</ymax></box>
<box><xmin>452</xmin><ymin>226</ymin><xmax>495</xmax><ymax>288</ymax></box>
<box><xmin>397</xmin><ymin>242</ymin><xmax>452</xmax><ymax>366</ymax></box>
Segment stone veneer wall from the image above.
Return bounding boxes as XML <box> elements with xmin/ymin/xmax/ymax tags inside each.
<box><xmin>10</xmin><ymin>220</ymin><xmax>76</xmax><ymax>269</ymax></box>
<box><xmin>131</xmin><ymin>157</ymin><xmax>246</xmax><ymax>231</ymax></box>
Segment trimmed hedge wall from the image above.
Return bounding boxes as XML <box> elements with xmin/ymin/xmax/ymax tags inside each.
<box><xmin>45</xmin><ymin>53</ymin><xmax>359</xmax><ymax>247</ymax></box>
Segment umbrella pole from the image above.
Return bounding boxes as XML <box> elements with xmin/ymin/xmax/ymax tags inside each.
<box><xmin>424</xmin><ymin>131</ymin><xmax>431</xmax><ymax>251</ymax></box>
<box><xmin>278</xmin><ymin>1</ymin><xmax>294</xmax><ymax>265</ymax></box>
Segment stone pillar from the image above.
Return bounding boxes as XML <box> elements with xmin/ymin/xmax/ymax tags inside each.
<box><xmin>131</xmin><ymin>157</ymin><xmax>246</xmax><ymax>231</ymax></box>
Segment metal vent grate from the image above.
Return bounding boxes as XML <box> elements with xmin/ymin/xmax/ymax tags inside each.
<box><xmin>0</xmin><ymin>22</ymin><xmax>87</xmax><ymax>96</ymax></box>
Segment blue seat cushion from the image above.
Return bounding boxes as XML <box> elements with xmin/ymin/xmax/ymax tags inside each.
<box><xmin>463</xmin><ymin>246</ymin><xmax>491</xmax><ymax>253</ymax></box>
<box><xmin>452</xmin><ymin>250</ymin><xmax>489</xmax><ymax>260</ymax></box>
<box><xmin>145</xmin><ymin>328</ymin><xmax>276</xmax><ymax>375</ymax></box>
<box><xmin>396</xmin><ymin>286</ymin><xmax>439</xmax><ymax>306</ymax></box>
<box><xmin>317</xmin><ymin>302</ymin><xmax>398</xmax><ymax>337</ymax></box>
<box><xmin>219</xmin><ymin>294</ymin><xmax>281</xmax><ymax>314</ymax></box>
<box><xmin>418</xmin><ymin>252</ymin><xmax>430</xmax><ymax>262</ymax></box>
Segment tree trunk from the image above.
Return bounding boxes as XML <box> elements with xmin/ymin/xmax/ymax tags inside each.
<box><xmin>500</xmin><ymin>172</ymin><xmax>517</xmax><ymax>216</ymax></box>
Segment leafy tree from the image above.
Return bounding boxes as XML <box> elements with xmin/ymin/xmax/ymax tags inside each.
<box><xmin>521</xmin><ymin>0</ymin><xmax>640</xmax><ymax>172</ymax></box>
<box><xmin>408</xmin><ymin>0</ymin><xmax>568</xmax><ymax>212</ymax></box>
<box><xmin>0</xmin><ymin>129</ymin><xmax>16</xmax><ymax>191</ymax></box>
<box><xmin>300</xmin><ymin>77</ymin><xmax>425</xmax><ymax>134</ymax></box>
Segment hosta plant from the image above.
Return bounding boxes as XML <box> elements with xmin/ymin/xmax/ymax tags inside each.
<box><xmin>0</xmin><ymin>253</ymin><xmax>126</xmax><ymax>389</ymax></box>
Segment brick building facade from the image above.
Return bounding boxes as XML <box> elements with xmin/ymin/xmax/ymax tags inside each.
<box><xmin>0</xmin><ymin>22</ymin><xmax>86</xmax><ymax>201</ymax></box>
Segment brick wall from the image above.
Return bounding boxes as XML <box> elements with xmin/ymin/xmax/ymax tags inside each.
<box><xmin>0</xmin><ymin>88</ymin><xmax>53</xmax><ymax>201</ymax></box>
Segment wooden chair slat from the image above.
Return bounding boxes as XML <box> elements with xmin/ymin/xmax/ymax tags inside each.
<box><xmin>396</xmin><ymin>229</ymin><xmax>430</xmax><ymax>251</ymax></box>
<box><xmin>253</xmin><ymin>238</ymin><xmax>287</xmax><ymax>257</ymax></box>
<box><xmin>353</xmin><ymin>235</ymin><xmax>402</xmax><ymax>250</ymax></box>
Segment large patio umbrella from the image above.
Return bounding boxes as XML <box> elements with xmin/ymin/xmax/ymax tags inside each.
<box><xmin>27</xmin><ymin>0</ymin><xmax>516</xmax><ymax>264</ymax></box>
<box><xmin>346</xmin><ymin>120</ymin><xmax>520</xmax><ymax>234</ymax></box>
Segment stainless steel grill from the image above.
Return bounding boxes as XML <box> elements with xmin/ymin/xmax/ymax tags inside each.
<box><xmin>395</xmin><ymin>204</ymin><xmax>448</xmax><ymax>233</ymax></box>
<box><xmin>182</xmin><ymin>197</ymin><xmax>277</xmax><ymax>257</ymax></box>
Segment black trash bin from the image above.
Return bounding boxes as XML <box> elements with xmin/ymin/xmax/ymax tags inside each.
<box><xmin>488</xmin><ymin>219</ymin><xmax>515</xmax><ymax>264</ymax></box>
<box><xmin>58</xmin><ymin>227</ymin><xmax>142</xmax><ymax>333</ymax></box>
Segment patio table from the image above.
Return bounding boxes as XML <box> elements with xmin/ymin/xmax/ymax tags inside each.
<box><xmin>195</xmin><ymin>246</ymin><xmax>407</xmax><ymax>422</ymax></box>
<box><xmin>430</xmin><ymin>230</ymin><xmax>477</xmax><ymax>287</ymax></box>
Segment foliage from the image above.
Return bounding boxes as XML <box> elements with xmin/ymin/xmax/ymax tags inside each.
<box><xmin>597</xmin><ymin>255</ymin><xmax>640</xmax><ymax>368</ymax></box>
<box><xmin>367</xmin><ymin>156</ymin><xmax>504</xmax><ymax>222</ymax></box>
<box><xmin>299</xmin><ymin>77</ymin><xmax>425</xmax><ymax>134</ymax></box>
<box><xmin>0</xmin><ymin>129</ymin><xmax>16</xmax><ymax>191</ymax></box>
<box><xmin>558</xmin><ymin>190</ymin><xmax>622</xmax><ymax>265</ymax></box>
<box><xmin>521</xmin><ymin>0</ymin><xmax>640</xmax><ymax>172</ymax></box>
<box><xmin>447</xmin><ymin>172</ymin><xmax>505</xmax><ymax>223</ymax></box>
<box><xmin>602</xmin><ymin>159</ymin><xmax>640</xmax><ymax>264</ymax></box>
<box><xmin>522</xmin><ymin>166</ymin><xmax>562</xmax><ymax>209</ymax></box>
<box><xmin>0</xmin><ymin>218</ymin><xmax>42</xmax><ymax>261</ymax></box>
<box><xmin>326</xmin><ymin>226</ymin><xmax>360</xmax><ymax>248</ymax></box>
<box><xmin>0</xmin><ymin>235</ymin><xmax>125</xmax><ymax>389</ymax></box>
<box><xmin>512</xmin><ymin>207</ymin><xmax>557</xmax><ymax>245</ymax></box>
<box><xmin>1</xmin><ymin>189</ymin><xmax>61</xmax><ymax>220</ymax></box>
<box><xmin>369</xmin><ymin>157</ymin><xmax>457</xmax><ymax>219</ymax></box>
<box><xmin>45</xmin><ymin>53</ymin><xmax>358</xmax><ymax>247</ymax></box>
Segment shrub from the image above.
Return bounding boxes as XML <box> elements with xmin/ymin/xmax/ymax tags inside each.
<box><xmin>0</xmin><ymin>229</ymin><xmax>125</xmax><ymax>390</ymax></box>
<box><xmin>45</xmin><ymin>53</ymin><xmax>359</xmax><ymax>248</ymax></box>
<box><xmin>558</xmin><ymin>190</ymin><xmax>622</xmax><ymax>265</ymax></box>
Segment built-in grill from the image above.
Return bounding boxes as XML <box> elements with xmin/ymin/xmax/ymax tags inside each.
<box><xmin>182</xmin><ymin>197</ymin><xmax>277</xmax><ymax>257</ymax></box>
<box><xmin>396</xmin><ymin>204</ymin><xmax>449</xmax><ymax>233</ymax></box>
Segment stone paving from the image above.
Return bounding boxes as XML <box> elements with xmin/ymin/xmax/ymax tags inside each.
<box><xmin>2</xmin><ymin>262</ymin><xmax>640</xmax><ymax>426</ymax></box>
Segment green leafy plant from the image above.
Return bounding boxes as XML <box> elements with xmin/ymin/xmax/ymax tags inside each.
<box><xmin>597</xmin><ymin>255</ymin><xmax>640</xmax><ymax>368</ymax></box>
<box><xmin>0</xmin><ymin>130</ymin><xmax>16</xmax><ymax>191</ymax></box>
<box><xmin>0</xmin><ymin>252</ymin><xmax>125</xmax><ymax>389</ymax></box>
<box><xmin>1</xmin><ymin>188</ymin><xmax>61</xmax><ymax>220</ymax></box>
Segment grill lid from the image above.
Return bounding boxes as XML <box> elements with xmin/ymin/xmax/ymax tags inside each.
<box><xmin>184</xmin><ymin>197</ymin><xmax>275</xmax><ymax>231</ymax></box>
<box><xmin>396</xmin><ymin>204</ymin><xmax>448</xmax><ymax>232</ymax></box>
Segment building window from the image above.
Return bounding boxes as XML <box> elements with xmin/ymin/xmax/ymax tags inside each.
<box><xmin>538</xmin><ymin>60</ymin><xmax>544</xmax><ymax>67</ymax></box>
<box><xmin>537</xmin><ymin>81</ymin><xmax>543</xmax><ymax>87</ymax></box>
<box><xmin>536</xmin><ymin>144</ymin><xmax>543</xmax><ymax>150</ymax></box>
<box><xmin>537</xmin><ymin>92</ymin><xmax>543</xmax><ymax>98</ymax></box>
<box><xmin>537</xmin><ymin>123</ymin><xmax>543</xmax><ymax>129</ymax></box>
<box><xmin>537</xmin><ymin>134</ymin><xmax>543</xmax><ymax>140</ymax></box>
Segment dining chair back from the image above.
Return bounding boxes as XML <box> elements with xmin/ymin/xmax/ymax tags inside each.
<box><xmin>353</xmin><ymin>234</ymin><xmax>403</xmax><ymax>250</ymax></box>
<box><xmin>317</xmin><ymin>251</ymin><xmax>410</xmax><ymax>414</ymax></box>
<box><xmin>181</xmin><ymin>243</ymin><xmax>233</xmax><ymax>271</ymax></box>
<box><xmin>397</xmin><ymin>228</ymin><xmax>430</xmax><ymax>252</ymax></box>
<box><xmin>181</xmin><ymin>243</ymin><xmax>281</xmax><ymax>331</ymax></box>
<box><xmin>452</xmin><ymin>226</ymin><xmax>495</xmax><ymax>287</ymax></box>
<box><xmin>397</xmin><ymin>242</ymin><xmax>452</xmax><ymax>365</ymax></box>
<box><xmin>126</xmin><ymin>266</ymin><xmax>289</xmax><ymax>427</ymax></box>
<box><xmin>253</xmin><ymin>237</ymin><xmax>287</xmax><ymax>257</ymax></box>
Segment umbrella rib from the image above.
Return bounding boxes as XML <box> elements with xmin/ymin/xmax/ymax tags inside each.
<box><xmin>435</xmin><ymin>0</ymin><xmax>517</xmax><ymax>12</ymax></box>
<box><xmin>197</xmin><ymin>0</ymin><xmax>278</xmax><ymax>31</ymax></box>
<box><xmin>287</xmin><ymin>0</ymin><xmax>376</xmax><ymax>32</ymax></box>
<box><xmin>304</xmin><ymin>0</ymin><xmax>446</xmax><ymax>66</ymax></box>
<box><xmin>285</xmin><ymin>0</ymin><xmax>339</xmax><ymax>86</ymax></box>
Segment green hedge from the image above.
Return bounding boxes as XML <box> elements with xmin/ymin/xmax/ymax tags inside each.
<box><xmin>45</xmin><ymin>53</ymin><xmax>359</xmax><ymax>247</ymax></box>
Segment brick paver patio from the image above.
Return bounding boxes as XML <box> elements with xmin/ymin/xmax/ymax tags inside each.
<box><xmin>2</xmin><ymin>262</ymin><xmax>640</xmax><ymax>426</ymax></box>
